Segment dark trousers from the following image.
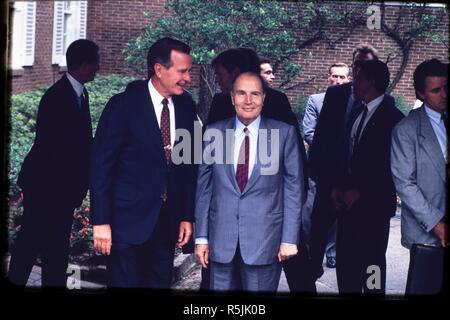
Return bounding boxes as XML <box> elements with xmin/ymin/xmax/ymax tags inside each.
<box><xmin>107</xmin><ymin>203</ymin><xmax>175</xmax><ymax>289</ymax></box>
<box><xmin>336</xmin><ymin>206</ymin><xmax>390</xmax><ymax>296</ymax></box>
<box><xmin>8</xmin><ymin>194</ymin><xmax>74</xmax><ymax>288</ymax></box>
<box><xmin>308</xmin><ymin>187</ymin><xmax>338</xmax><ymax>281</ymax></box>
<box><xmin>282</xmin><ymin>236</ymin><xmax>317</xmax><ymax>294</ymax></box>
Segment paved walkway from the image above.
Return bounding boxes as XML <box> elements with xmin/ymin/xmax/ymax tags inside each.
<box><xmin>172</xmin><ymin>213</ymin><xmax>410</xmax><ymax>297</ymax></box>
<box><xmin>5</xmin><ymin>214</ymin><xmax>409</xmax><ymax>295</ymax></box>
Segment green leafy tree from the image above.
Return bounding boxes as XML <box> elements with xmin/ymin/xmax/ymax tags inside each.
<box><xmin>124</xmin><ymin>0</ymin><xmax>300</xmax><ymax>120</ymax></box>
<box><xmin>380</xmin><ymin>2</ymin><xmax>448</xmax><ymax>92</ymax></box>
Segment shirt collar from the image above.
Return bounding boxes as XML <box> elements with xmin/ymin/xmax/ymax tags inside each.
<box><xmin>235</xmin><ymin>115</ymin><xmax>261</xmax><ymax>137</ymax></box>
<box><xmin>424</xmin><ymin>105</ymin><xmax>444</xmax><ymax>123</ymax></box>
<box><xmin>148</xmin><ymin>78</ymin><xmax>173</xmax><ymax>106</ymax></box>
<box><xmin>66</xmin><ymin>72</ymin><xmax>84</xmax><ymax>97</ymax></box>
<box><xmin>365</xmin><ymin>94</ymin><xmax>384</xmax><ymax>112</ymax></box>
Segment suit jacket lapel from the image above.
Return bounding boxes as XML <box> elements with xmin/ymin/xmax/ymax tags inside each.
<box><xmin>241</xmin><ymin>118</ymin><xmax>266</xmax><ymax>195</ymax></box>
<box><xmin>357</xmin><ymin>96</ymin><xmax>386</xmax><ymax>144</ymax></box>
<box><xmin>62</xmin><ymin>75</ymin><xmax>82</xmax><ymax>114</ymax></box>
<box><xmin>223</xmin><ymin>118</ymin><xmax>241</xmax><ymax>194</ymax></box>
<box><xmin>137</xmin><ymin>84</ymin><xmax>166</xmax><ymax>164</ymax></box>
<box><xmin>418</xmin><ymin>107</ymin><xmax>445</xmax><ymax>182</ymax></box>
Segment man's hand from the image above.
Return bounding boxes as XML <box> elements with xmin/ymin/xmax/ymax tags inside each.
<box><xmin>93</xmin><ymin>224</ymin><xmax>112</xmax><ymax>256</ymax></box>
<box><xmin>177</xmin><ymin>221</ymin><xmax>192</xmax><ymax>248</ymax></box>
<box><xmin>433</xmin><ymin>222</ymin><xmax>449</xmax><ymax>247</ymax></box>
<box><xmin>342</xmin><ymin>188</ymin><xmax>360</xmax><ymax>211</ymax></box>
<box><xmin>330</xmin><ymin>188</ymin><xmax>344</xmax><ymax>210</ymax></box>
<box><xmin>278</xmin><ymin>243</ymin><xmax>298</xmax><ymax>262</ymax></box>
<box><xmin>195</xmin><ymin>244</ymin><xmax>209</xmax><ymax>269</ymax></box>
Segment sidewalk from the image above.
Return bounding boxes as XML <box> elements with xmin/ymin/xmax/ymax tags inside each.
<box><xmin>171</xmin><ymin>212</ymin><xmax>410</xmax><ymax>296</ymax></box>
<box><xmin>5</xmin><ymin>213</ymin><xmax>409</xmax><ymax>295</ymax></box>
<box><xmin>275</xmin><ymin>213</ymin><xmax>409</xmax><ymax>296</ymax></box>
<box><xmin>4</xmin><ymin>249</ymin><xmax>197</xmax><ymax>291</ymax></box>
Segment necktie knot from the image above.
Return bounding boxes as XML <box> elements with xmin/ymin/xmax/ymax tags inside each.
<box><xmin>243</xmin><ymin>127</ymin><xmax>249</xmax><ymax>135</ymax></box>
<box><xmin>162</xmin><ymin>98</ymin><xmax>169</xmax><ymax>108</ymax></box>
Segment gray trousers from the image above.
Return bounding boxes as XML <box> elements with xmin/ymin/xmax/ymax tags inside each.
<box><xmin>209</xmin><ymin>246</ymin><xmax>282</xmax><ymax>293</ymax></box>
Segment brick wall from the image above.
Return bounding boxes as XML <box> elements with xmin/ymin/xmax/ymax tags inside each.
<box><xmin>9</xmin><ymin>0</ymin><xmax>448</xmax><ymax>109</ymax></box>
<box><xmin>86</xmin><ymin>0</ymin><xmax>200</xmax><ymax>93</ymax></box>
<box><xmin>282</xmin><ymin>5</ymin><xmax>449</xmax><ymax>107</ymax></box>
<box><xmin>9</xmin><ymin>1</ymin><xmax>64</xmax><ymax>93</ymax></box>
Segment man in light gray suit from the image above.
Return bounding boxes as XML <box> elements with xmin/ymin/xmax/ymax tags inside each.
<box><xmin>302</xmin><ymin>62</ymin><xmax>350</xmax><ymax>269</ymax></box>
<box><xmin>195</xmin><ymin>72</ymin><xmax>303</xmax><ymax>292</ymax></box>
<box><xmin>303</xmin><ymin>63</ymin><xmax>351</xmax><ymax>145</ymax></box>
<box><xmin>391</xmin><ymin>58</ymin><xmax>448</xmax><ymax>293</ymax></box>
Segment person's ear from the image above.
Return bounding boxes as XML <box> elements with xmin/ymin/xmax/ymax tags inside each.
<box><xmin>154</xmin><ymin>63</ymin><xmax>164</xmax><ymax>78</ymax></box>
<box><xmin>417</xmin><ymin>90</ymin><xmax>426</xmax><ymax>101</ymax></box>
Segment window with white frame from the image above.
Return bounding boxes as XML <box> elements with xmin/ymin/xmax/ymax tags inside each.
<box><xmin>10</xmin><ymin>1</ymin><xmax>36</xmax><ymax>69</ymax></box>
<box><xmin>52</xmin><ymin>1</ymin><xmax>87</xmax><ymax>66</ymax></box>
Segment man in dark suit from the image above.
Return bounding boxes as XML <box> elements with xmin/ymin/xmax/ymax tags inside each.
<box><xmin>8</xmin><ymin>39</ymin><xmax>99</xmax><ymax>288</ymax></box>
<box><xmin>90</xmin><ymin>37</ymin><xmax>197</xmax><ymax>289</ymax></box>
<box><xmin>306</xmin><ymin>44</ymin><xmax>380</xmax><ymax>290</ymax></box>
<box><xmin>332</xmin><ymin>60</ymin><xmax>404</xmax><ymax>295</ymax></box>
<box><xmin>302</xmin><ymin>62</ymin><xmax>351</xmax><ymax>270</ymax></box>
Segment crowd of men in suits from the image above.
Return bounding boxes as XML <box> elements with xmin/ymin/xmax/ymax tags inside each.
<box><xmin>7</xmin><ymin>37</ymin><xmax>448</xmax><ymax>296</ymax></box>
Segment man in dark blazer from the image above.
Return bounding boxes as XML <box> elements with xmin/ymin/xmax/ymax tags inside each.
<box><xmin>90</xmin><ymin>37</ymin><xmax>197</xmax><ymax>289</ymax></box>
<box><xmin>306</xmin><ymin>44</ymin><xmax>380</xmax><ymax>290</ymax></box>
<box><xmin>8</xmin><ymin>39</ymin><xmax>99</xmax><ymax>288</ymax></box>
<box><xmin>332</xmin><ymin>60</ymin><xmax>404</xmax><ymax>295</ymax></box>
<box><xmin>302</xmin><ymin>62</ymin><xmax>351</xmax><ymax>270</ymax></box>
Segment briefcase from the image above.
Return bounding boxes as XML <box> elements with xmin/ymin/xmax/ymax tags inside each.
<box><xmin>405</xmin><ymin>244</ymin><xmax>445</xmax><ymax>296</ymax></box>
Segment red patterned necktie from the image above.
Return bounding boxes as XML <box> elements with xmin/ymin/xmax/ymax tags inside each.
<box><xmin>235</xmin><ymin>127</ymin><xmax>249</xmax><ymax>192</ymax></box>
<box><xmin>161</xmin><ymin>98</ymin><xmax>171</xmax><ymax>201</ymax></box>
<box><xmin>161</xmin><ymin>98</ymin><xmax>171</xmax><ymax>164</ymax></box>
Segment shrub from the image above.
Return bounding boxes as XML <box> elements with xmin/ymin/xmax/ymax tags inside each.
<box><xmin>7</xmin><ymin>89</ymin><xmax>45</xmax><ymax>195</ymax></box>
<box><xmin>393</xmin><ymin>95</ymin><xmax>412</xmax><ymax>116</ymax></box>
<box><xmin>70</xmin><ymin>196</ymin><xmax>93</xmax><ymax>255</ymax></box>
<box><xmin>85</xmin><ymin>74</ymin><xmax>135</xmax><ymax>132</ymax></box>
<box><xmin>291</xmin><ymin>95</ymin><xmax>309</xmax><ymax>135</ymax></box>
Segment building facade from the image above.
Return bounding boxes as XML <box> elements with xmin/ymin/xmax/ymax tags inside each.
<box><xmin>7</xmin><ymin>0</ymin><xmax>449</xmax><ymax>107</ymax></box>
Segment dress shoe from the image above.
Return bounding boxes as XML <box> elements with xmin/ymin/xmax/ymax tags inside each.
<box><xmin>326</xmin><ymin>257</ymin><xmax>336</xmax><ymax>268</ymax></box>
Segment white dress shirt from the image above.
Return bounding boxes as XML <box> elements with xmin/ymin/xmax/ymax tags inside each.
<box><xmin>233</xmin><ymin>115</ymin><xmax>261</xmax><ymax>179</ymax></box>
<box><xmin>350</xmin><ymin>94</ymin><xmax>385</xmax><ymax>152</ymax></box>
<box><xmin>424</xmin><ymin>105</ymin><xmax>447</xmax><ymax>160</ymax></box>
<box><xmin>148</xmin><ymin>79</ymin><xmax>176</xmax><ymax>147</ymax></box>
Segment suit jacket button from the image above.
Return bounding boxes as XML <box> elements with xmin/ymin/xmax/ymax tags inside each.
<box><xmin>236</xmin><ymin>215</ymin><xmax>239</xmax><ymax>220</ymax></box>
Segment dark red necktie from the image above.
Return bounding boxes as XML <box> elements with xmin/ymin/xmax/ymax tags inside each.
<box><xmin>161</xmin><ymin>98</ymin><xmax>171</xmax><ymax>164</ymax></box>
<box><xmin>161</xmin><ymin>98</ymin><xmax>171</xmax><ymax>201</ymax></box>
<box><xmin>235</xmin><ymin>127</ymin><xmax>249</xmax><ymax>192</ymax></box>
